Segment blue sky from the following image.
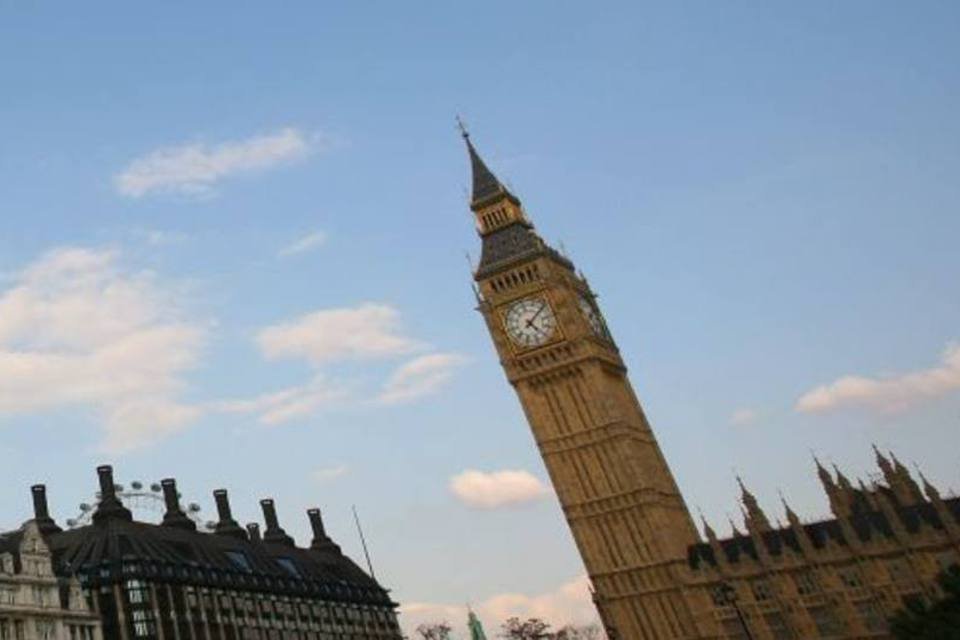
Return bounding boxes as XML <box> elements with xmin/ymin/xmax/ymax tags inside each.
<box><xmin>1</xmin><ymin>1</ymin><xmax>959</xmax><ymax>634</ymax></box>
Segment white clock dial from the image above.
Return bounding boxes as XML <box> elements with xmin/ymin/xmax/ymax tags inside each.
<box><xmin>578</xmin><ymin>294</ymin><xmax>606</xmax><ymax>337</ymax></box>
<box><xmin>504</xmin><ymin>297</ymin><xmax>557</xmax><ymax>348</ymax></box>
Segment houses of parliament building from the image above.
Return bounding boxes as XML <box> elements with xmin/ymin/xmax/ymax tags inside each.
<box><xmin>460</xmin><ymin>128</ymin><xmax>960</xmax><ymax>639</ymax></box>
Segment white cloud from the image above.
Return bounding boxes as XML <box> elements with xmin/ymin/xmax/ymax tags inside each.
<box><xmin>115</xmin><ymin>127</ymin><xmax>313</xmax><ymax>198</ymax></box>
<box><xmin>229</xmin><ymin>304</ymin><xmax>462</xmax><ymax>423</ymax></box>
<box><xmin>312</xmin><ymin>465</ymin><xmax>349</xmax><ymax>483</ymax></box>
<box><xmin>214</xmin><ymin>375</ymin><xmax>347</xmax><ymax>426</ymax></box>
<box><xmin>730</xmin><ymin>407</ymin><xmax>758</xmax><ymax>426</ymax></box>
<box><xmin>0</xmin><ymin>248</ymin><xmax>205</xmax><ymax>452</ymax></box>
<box><xmin>377</xmin><ymin>353</ymin><xmax>466</xmax><ymax>405</ymax></box>
<box><xmin>257</xmin><ymin>303</ymin><xmax>420</xmax><ymax>366</ymax></box>
<box><xmin>279</xmin><ymin>231</ymin><xmax>327</xmax><ymax>257</ymax></box>
<box><xmin>796</xmin><ymin>342</ymin><xmax>960</xmax><ymax>414</ymax></box>
<box><xmin>400</xmin><ymin>574</ymin><xmax>599</xmax><ymax>638</ymax></box>
<box><xmin>449</xmin><ymin>469</ymin><xmax>550</xmax><ymax>509</ymax></box>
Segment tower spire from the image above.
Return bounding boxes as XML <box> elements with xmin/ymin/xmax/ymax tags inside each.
<box><xmin>737</xmin><ymin>476</ymin><xmax>771</xmax><ymax>531</ymax></box>
<box><xmin>458</xmin><ymin>118</ymin><xmax>516</xmax><ymax>207</ymax></box>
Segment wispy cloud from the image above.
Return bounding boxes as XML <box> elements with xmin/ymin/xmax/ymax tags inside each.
<box><xmin>224</xmin><ymin>304</ymin><xmax>461</xmax><ymax>425</ymax></box>
<box><xmin>0</xmin><ymin>248</ymin><xmax>206</xmax><ymax>452</ymax></box>
<box><xmin>114</xmin><ymin>127</ymin><xmax>313</xmax><ymax>198</ymax></box>
<box><xmin>400</xmin><ymin>574</ymin><xmax>599</xmax><ymax>638</ymax></box>
<box><xmin>213</xmin><ymin>375</ymin><xmax>348</xmax><ymax>426</ymax></box>
<box><xmin>257</xmin><ymin>304</ymin><xmax>420</xmax><ymax>366</ymax></box>
<box><xmin>449</xmin><ymin>469</ymin><xmax>550</xmax><ymax>509</ymax></box>
<box><xmin>312</xmin><ymin>465</ymin><xmax>349</xmax><ymax>483</ymax></box>
<box><xmin>730</xmin><ymin>407</ymin><xmax>759</xmax><ymax>427</ymax></box>
<box><xmin>796</xmin><ymin>341</ymin><xmax>960</xmax><ymax>414</ymax></box>
<box><xmin>377</xmin><ymin>353</ymin><xmax>466</xmax><ymax>405</ymax></box>
<box><xmin>279</xmin><ymin>231</ymin><xmax>327</xmax><ymax>257</ymax></box>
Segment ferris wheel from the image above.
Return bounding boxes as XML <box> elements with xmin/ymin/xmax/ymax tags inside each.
<box><xmin>66</xmin><ymin>479</ymin><xmax>215</xmax><ymax>531</ymax></box>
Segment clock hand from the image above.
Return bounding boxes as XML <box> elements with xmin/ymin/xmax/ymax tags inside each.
<box><xmin>525</xmin><ymin>302</ymin><xmax>548</xmax><ymax>328</ymax></box>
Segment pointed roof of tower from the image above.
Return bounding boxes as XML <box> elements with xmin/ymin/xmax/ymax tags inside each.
<box><xmin>458</xmin><ymin>118</ymin><xmax>518</xmax><ymax>207</ymax></box>
<box><xmin>780</xmin><ymin>493</ymin><xmax>801</xmax><ymax>526</ymax></box>
<box><xmin>873</xmin><ymin>443</ymin><xmax>894</xmax><ymax>472</ymax></box>
<box><xmin>737</xmin><ymin>476</ymin><xmax>771</xmax><ymax>531</ymax></box>
<box><xmin>700</xmin><ymin>512</ymin><xmax>718</xmax><ymax>542</ymax></box>
<box><xmin>813</xmin><ymin>454</ymin><xmax>835</xmax><ymax>488</ymax></box>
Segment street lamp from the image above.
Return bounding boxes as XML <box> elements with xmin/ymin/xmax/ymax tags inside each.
<box><xmin>718</xmin><ymin>582</ymin><xmax>754</xmax><ymax>640</ymax></box>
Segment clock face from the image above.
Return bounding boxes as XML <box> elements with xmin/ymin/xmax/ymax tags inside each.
<box><xmin>578</xmin><ymin>294</ymin><xmax>606</xmax><ymax>337</ymax></box>
<box><xmin>504</xmin><ymin>297</ymin><xmax>557</xmax><ymax>348</ymax></box>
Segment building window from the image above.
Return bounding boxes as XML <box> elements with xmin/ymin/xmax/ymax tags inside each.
<box><xmin>888</xmin><ymin>558</ymin><xmax>913</xmax><ymax>583</ymax></box>
<box><xmin>132</xmin><ymin>609</ymin><xmax>155</xmax><ymax>638</ymax></box>
<box><xmin>794</xmin><ymin>571</ymin><xmax>819</xmax><ymax>596</ymax></box>
<box><xmin>126</xmin><ymin>579</ymin><xmax>150</xmax><ymax>605</ymax></box>
<box><xmin>763</xmin><ymin>612</ymin><xmax>793</xmax><ymax>639</ymax></box>
<box><xmin>225</xmin><ymin>551</ymin><xmax>253</xmax><ymax>572</ymax></box>
<box><xmin>855</xmin><ymin>600</ymin><xmax>887</xmax><ymax>633</ymax></box>
<box><xmin>34</xmin><ymin>621</ymin><xmax>55</xmax><ymax>640</ymax></box>
<box><xmin>276</xmin><ymin>558</ymin><xmax>300</xmax><ymax>578</ymax></box>
<box><xmin>721</xmin><ymin>618</ymin><xmax>749</xmax><ymax>640</ymax></box>
<box><xmin>751</xmin><ymin>580</ymin><xmax>773</xmax><ymax>602</ymax></box>
<box><xmin>838</xmin><ymin>566</ymin><xmax>863</xmax><ymax>589</ymax></box>
<box><xmin>809</xmin><ymin>606</ymin><xmax>843</xmax><ymax>637</ymax></box>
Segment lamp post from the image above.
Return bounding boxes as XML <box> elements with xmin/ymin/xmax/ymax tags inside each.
<box><xmin>718</xmin><ymin>582</ymin><xmax>754</xmax><ymax>640</ymax></box>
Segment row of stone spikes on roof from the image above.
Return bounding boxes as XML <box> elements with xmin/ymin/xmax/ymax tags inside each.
<box><xmin>699</xmin><ymin>445</ymin><xmax>952</xmax><ymax>541</ymax></box>
<box><xmin>28</xmin><ymin>465</ymin><xmax>340</xmax><ymax>553</ymax></box>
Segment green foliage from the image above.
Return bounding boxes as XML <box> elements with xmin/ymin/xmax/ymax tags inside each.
<box><xmin>889</xmin><ymin>566</ymin><xmax>960</xmax><ymax>639</ymax></box>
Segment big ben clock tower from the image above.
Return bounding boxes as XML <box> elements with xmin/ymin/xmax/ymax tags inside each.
<box><xmin>462</xmin><ymin>128</ymin><xmax>701</xmax><ymax>639</ymax></box>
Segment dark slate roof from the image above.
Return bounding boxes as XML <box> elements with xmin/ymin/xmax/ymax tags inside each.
<box><xmin>476</xmin><ymin>223</ymin><xmax>573</xmax><ymax>278</ymax></box>
<box><xmin>464</xmin><ymin>135</ymin><xmax>514</xmax><ymax>206</ymax></box>
<box><xmin>688</xmin><ymin>496</ymin><xmax>960</xmax><ymax>570</ymax></box>
<box><xmin>0</xmin><ymin>516</ymin><xmax>392</xmax><ymax>607</ymax></box>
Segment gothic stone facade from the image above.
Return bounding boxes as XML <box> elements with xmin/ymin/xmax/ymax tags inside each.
<box><xmin>0</xmin><ymin>520</ymin><xmax>103</xmax><ymax>640</ymax></box>
<box><xmin>2</xmin><ymin>468</ymin><xmax>402</xmax><ymax>640</ymax></box>
<box><xmin>686</xmin><ymin>450</ymin><xmax>960</xmax><ymax>639</ymax></box>
<box><xmin>460</xmin><ymin>130</ymin><xmax>960</xmax><ymax>639</ymax></box>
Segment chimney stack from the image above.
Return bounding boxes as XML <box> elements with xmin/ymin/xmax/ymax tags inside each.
<box><xmin>246</xmin><ymin>523</ymin><xmax>262</xmax><ymax>542</ymax></box>
<box><xmin>307</xmin><ymin>508</ymin><xmax>340</xmax><ymax>553</ymax></box>
<box><xmin>92</xmin><ymin>465</ymin><xmax>132</xmax><ymax>524</ymax></box>
<box><xmin>160</xmin><ymin>479</ymin><xmax>196</xmax><ymax>531</ymax></box>
<box><xmin>30</xmin><ymin>485</ymin><xmax>62</xmax><ymax>535</ymax></box>
<box><xmin>259</xmin><ymin>499</ymin><xmax>294</xmax><ymax>546</ymax></box>
<box><xmin>212</xmin><ymin>489</ymin><xmax>247</xmax><ymax>539</ymax></box>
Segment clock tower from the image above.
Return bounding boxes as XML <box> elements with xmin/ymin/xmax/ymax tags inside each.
<box><xmin>462</xmin><ymin>129</ymin><xmax>701</xmax><ymax>639</ymax></box>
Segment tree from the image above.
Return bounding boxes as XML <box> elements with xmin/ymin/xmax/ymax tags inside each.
<box><xmin>889</xmin><ymin>566</ymin><xmax>960</xmax><ymax>639</ymax></box>
<box><xmin>416</xmin><ymin>622</ymin><xmax>453</xmax><ymax>640</ymax></box>
<box><xmin>500</xmin><ymin>617</ymin><xmax>552</xmax><ymax>640</ymax></box>
<box><xmin>554</xmin><ymin>624</ymin><xmax>604</xmax><ymax>640</ymax></box>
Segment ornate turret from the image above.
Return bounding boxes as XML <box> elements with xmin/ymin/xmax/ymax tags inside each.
<box><xmin>738</xmin><ymin>476</ymin><xmax>772</xmax><ymax>532</ymax></box>
<box><xmin>874</xmin><ymin>444</ymin><xmax>896</xmax><ymax>481</ymax></box>
<box><xmin>467</xmin><ymin>608</ymin><xmax>489</xmax><ymax>640</ymax></box>
<box><xmin>781</xmin><ymin>494</ymin><xmax>815</xmax><ymax>555</ymax></box>
<box><xmin>919</xmin><ymin>470</ymin><xmax>959</xmax><ymax>539</ymax></box>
